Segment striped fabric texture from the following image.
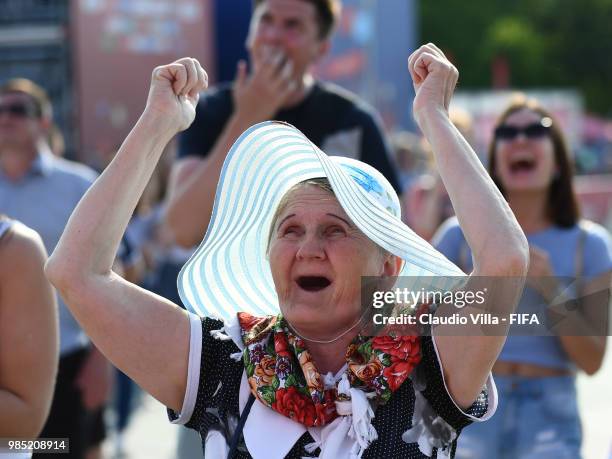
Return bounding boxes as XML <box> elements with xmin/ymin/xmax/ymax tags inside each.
<box><xmin>178</xmin><ymin>122</ymin><xmax>465</xmax><ymax>320</ymax></box>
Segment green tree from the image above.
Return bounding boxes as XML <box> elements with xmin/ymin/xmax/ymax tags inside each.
<box><xmin>420</xmin><ymin>0</ymin><xmax>612</xmax><ymax>115</ymax></box>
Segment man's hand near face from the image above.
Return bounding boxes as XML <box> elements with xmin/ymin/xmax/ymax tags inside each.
<box><xmin>233</xmin><ymin>48</ymin><xmax>298</xmax><ymax>125</ymax></box>
<box><xmin>164</xmin><ymin>0</ymin><xmax>332</xmax><ymax>248</ymax></box>
<box><xmin>163</xmin><ymin>0</ymin><xmax>399</xmax><ymax>250</ymax></box>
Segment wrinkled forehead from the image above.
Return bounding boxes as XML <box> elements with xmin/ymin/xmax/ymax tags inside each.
<box><xmin>277</xmin><ymin>184</ymin><xmax>345</xmax><ymax>219</ymax></box>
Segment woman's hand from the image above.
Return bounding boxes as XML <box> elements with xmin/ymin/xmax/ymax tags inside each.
<box><xmin>526</xmin><ymin>246</ymin><xmax>559</xmax><ymax>301</ymax></box>
<box><xmin>143</xmin><ymin>57</ymin><xmax>208</xmax><ymax>133</ymax></box>
<box><xmin>407</xmin><ymin>43</ymin><xmax>458</xmax><ymax>128</ymax></box>
<box><xmin>528</xmin><ymin>246</ymin><xmax>555</xmax><ymax>278</ymax></box>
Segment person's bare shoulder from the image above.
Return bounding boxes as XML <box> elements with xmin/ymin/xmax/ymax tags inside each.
<box><xmin>0</xmin><ymin>220</ymin><xmax>57</xmax><ymax>437</ymax></box>
<box><xmin>0</xmin><ymin>221</ymin><xmax>47</xmax><ymax>277</ymax></box>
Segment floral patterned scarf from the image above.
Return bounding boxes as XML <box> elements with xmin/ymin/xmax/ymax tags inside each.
<box><xmin>238</xmin><ymin>312</ymin><xmax>421</xmax><ymax>427</ymax></box>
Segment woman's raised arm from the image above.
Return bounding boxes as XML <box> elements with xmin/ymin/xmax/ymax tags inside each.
<box><xmin>45</xmin><ymin>58</ymin><xmax>208</xmax><ymax>411</ymax></box>
<box><xmin>407</xmin><ymin>44</ymin><xmax>529</xmax><ymax>408</ymax></box>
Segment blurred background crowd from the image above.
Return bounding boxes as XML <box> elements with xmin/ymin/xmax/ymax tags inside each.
<box><xmin>0</xmin><ymin>0</ymin><xmax>610</xmax><ymax>458</ymax></box>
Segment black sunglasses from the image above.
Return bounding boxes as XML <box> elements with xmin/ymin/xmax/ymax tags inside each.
<box><xmin>494</xmin><ymin>117</ymin><xmax>553</xmax><ymax>141</ymax></box>
<box><xmin>0</xmin><ymin>103</ymin><xmax>36</xmax><ymax>118</ymax></box>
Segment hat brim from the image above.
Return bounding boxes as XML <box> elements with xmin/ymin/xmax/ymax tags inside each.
<box><xmin>178</xmin><ymin>121</ymin><xmax>465</xmax><ymax>320</ymax></box>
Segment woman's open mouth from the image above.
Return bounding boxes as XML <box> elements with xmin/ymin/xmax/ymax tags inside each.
<box><xmin>509</xmin><ymin>158</ymin><xmax>537</xmax><ymax>174</ymax></box>
<box><xmin>296</xmin><ymin>276</ymin><xmax>332</xmax><ymax>292</ymax></box>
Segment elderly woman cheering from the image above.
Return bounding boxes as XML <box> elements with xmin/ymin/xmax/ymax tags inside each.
<box><xmin>46</xmin><ymin>44</ymin><xmax>528</xmax><ymax>459</ymax></box>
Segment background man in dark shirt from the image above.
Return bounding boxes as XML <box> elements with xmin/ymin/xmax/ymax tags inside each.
<box><xmin>165</xmin><ymin>0</ymin><xmax>400</xmax><ymax>247</ymax></box>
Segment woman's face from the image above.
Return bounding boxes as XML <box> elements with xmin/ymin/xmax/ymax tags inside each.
<box><xmin>269</xmin><ymin>185</ymin><xmax>397</xmax><ymax>338</ymax></box>
<box><xmin>494</xmin><ymin>108</ymin><xmax>556</xmax><ymax>193</ymax></box>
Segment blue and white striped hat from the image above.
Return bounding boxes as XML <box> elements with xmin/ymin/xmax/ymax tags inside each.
<box><xmin>178</xmin><ymin>121</ymin><xmax>464</xmax><ymax>320</ymax></box>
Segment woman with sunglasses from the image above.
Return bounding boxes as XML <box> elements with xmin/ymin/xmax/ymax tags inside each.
<box><xmin>434</xmin><ymin>95</ymin><xmax>612</xmax><ymax>458</ymax></box>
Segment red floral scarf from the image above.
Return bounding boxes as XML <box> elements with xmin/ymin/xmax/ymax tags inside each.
<box><xmin>238</xmin><ymin>312</ymin><xmax>421</xmax><ymax>427</ymax></box>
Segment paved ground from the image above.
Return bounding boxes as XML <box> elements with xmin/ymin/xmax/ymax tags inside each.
<box><xmin>103</xmin><ymin>337</ymin><xmax>612</xmax><ymax>459</ymax></box>
<box><xmin>577</xmin><ymin>337</ymin><xmax>612</xmax><ymax>459</ymax></box>
<box><xmin>102</xmin><ymin>393</ymin><xmax>180</xmax><ymax>459</ymax></box>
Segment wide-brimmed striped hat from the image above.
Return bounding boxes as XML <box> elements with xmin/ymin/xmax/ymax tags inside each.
<box><xmin>178</xmin><ymin>121</ymin><xmax>464</xmax><ymax>320</ymax></box>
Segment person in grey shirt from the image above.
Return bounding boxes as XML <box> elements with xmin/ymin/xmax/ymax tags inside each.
<box><xmin>0</xmin><ymin>78</ymin><xmax>111</xmax><ymax>458</ymax></box>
